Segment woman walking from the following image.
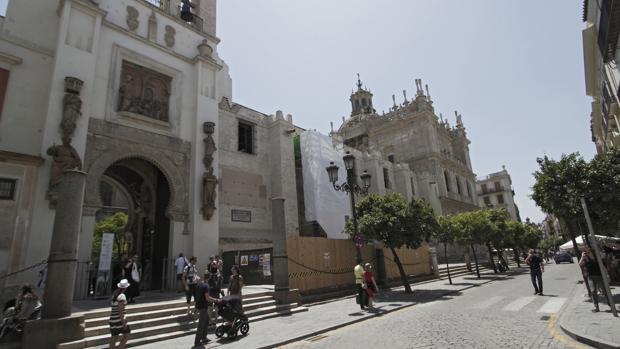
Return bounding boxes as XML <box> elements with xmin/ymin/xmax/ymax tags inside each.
<box><xmin>227</xmin><ymin>265</ymin><xmax>244</xmax><ymax>312</ymax></box>
<box><xmin>109</xmin><ymin>279</ymin><xmax>131</xmax><ymax>349</ymax></box>
<box><xmin>363</xmin><ymin>263</ymin><xmax>379</xmax><ymax>308</ymax></box>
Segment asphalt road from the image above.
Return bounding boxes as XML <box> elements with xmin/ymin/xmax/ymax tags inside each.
<box><xmin>283</xmin><ymin>261</ymin><xmax>591</xmax><ymax>349</ymax></box>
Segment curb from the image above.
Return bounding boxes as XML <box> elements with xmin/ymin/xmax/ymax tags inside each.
<box><xmin>257</xmin><ymin>271</ymin><xmax>522</xmax><ymax>349</ymax></box>
<box><xmin>560</xmin><ymin>323</ymin><xmax>620</xmax><ymax>349</ymax></box>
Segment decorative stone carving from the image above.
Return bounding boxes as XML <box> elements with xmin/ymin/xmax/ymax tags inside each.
<box><xmin>218</xmin><ymin>97</ymin><xmax>232</xmax><ymax>112</ymax></box>
<box><xmin>164</xmin><ymin>25</ymin><xmax>175</xmax><ymax>48</ymax></box>
<box><xmin>46</xmin><ymin>137</ymin><xmax>82</xmax><ymax>205</ymax></box>
<box><xmin>197</xmin><ymin>39</ymin><xmax>213</xmax><ymax>57</ymax></box>
<box><xmin>60</xmin><ymin>77</ymin><xmax>83</xmax><ymax>139</ymax></box>
<box><xmin>147</xmin><ymin>11</ymin><xmax>157</xmax><ymax>42</ymax></box>
<box><xmin>117</xmin><ymin>60</ymin><xmax>171</xmax><ymax>122</ymax></box>
<box><xmin>201</xmin><ymin>122</ymin><xmax>217</xmax><ymax>220</ymax></box>
<box><xmin>126</xmin><ymin>6</ymin><xmax>139</xmax><ymax>31</ymax></box>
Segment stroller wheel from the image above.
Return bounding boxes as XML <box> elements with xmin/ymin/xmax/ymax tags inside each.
<box><xmin>240</xmin><ymin>322</ymin><xmax>249</xmax><ymax>335</ymax></box>
<box><xmin>228</xmin><ymin>328</ymin><xmax>238</xmax><ymax>339</ymax></box>
<box><xmin>215</xmin><ymin>325</ymin><xmax>226</xmax><ymax>338</ymax></box>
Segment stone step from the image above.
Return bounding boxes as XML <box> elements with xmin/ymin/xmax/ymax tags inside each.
<box><xmin>79</xmin><ymin>306</ymin><xmax>309</xmax><ymax>349</ymax></box>
<box><xmin>84</xmin><ymin>299</ymin><xmax>277</xmax><ymax>334</ymax></box>
<box><xmin>83</xmin><ymin>297</ymin><xmax>275</xmax><ymax>327</ymax></box>
<box><xmin>80</xmin><ymin>293</ymin><xmax>274</xmax><ymax>320</ymax></box>
<box><xmin>58</xmin><ymin>303</ymin><xmax>305</xmax><ymax>349</ymax></box>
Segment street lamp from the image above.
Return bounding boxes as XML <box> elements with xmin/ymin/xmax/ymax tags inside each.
<box><xmin>325</xmin><ymin>151</ymin><xmax>371</xmax><ymax>263</ymax></box>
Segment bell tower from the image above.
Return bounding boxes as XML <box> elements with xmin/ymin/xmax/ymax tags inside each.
<box><xmin>350</xmin><ymin>74</ymin><xmax>375</xmax><ymax>116</ymax></box>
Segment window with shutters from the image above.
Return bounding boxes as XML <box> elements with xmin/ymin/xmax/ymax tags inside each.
<box><xmin>483</xmin><ymin>196</ymin><xmax>491</xmax><ymax>206</ymax></box>
<box><xmin>497</xmin><ymin>194</ymin><xmax>505</xmax><ymax>204</ymax></box>
<box><xmin>0</xmin><ymin>178</ymin><xmax>16</xmax><ymax>200</ymax></box>
<box><xmin>444</xmin><ymin>171</ymin><xmax>450</xmax><ymax>192</ymax></box>
<box><xmin>383</xmin><ymin>168</ymin><xmax>391</xmax><ymax>189</ymax></box>
<box><xmin>238</xmin><ymin>121</ymin><xmax>254</xmax><ymax>154</ymax></box>
<box><xmin>0</xmin><ymin>68</ymin><xmax>9</xmax><ymax>120</ymax></box>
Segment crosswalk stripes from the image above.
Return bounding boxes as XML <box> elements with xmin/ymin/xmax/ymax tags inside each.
<box><xmin>470</xmin><ymin>296</ymin><xmax>568</xmax><ymax>314</ymax></box>
<box><xmin>502</xmin><ymin>296</ymin><xmax>537</xmax><ymax>311</ymax></box>
<box><xmin>471</xmin><ymin>296</ymin><xmax>505</xmax><ymax>309</ymax></box>
<box><xmin>536</xmin><ymin>297</ymin><xmax>567</xmax><ymax>314</ymax></box>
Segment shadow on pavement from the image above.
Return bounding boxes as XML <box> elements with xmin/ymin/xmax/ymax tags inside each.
<box><xmin>462</xmin><ymin>276</ymin><xmax>514</xmax><ymax>281</ymax></box>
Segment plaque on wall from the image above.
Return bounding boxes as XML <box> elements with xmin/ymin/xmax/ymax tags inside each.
<box><xmin>117</xmin><ymin>60</ymin><xmax>172</xmax><ymax>122</ymax></box>
<box><xmin>231</xmin><ymin>209</ymin><xmax>251</xmax><ymax>222</ymax></box>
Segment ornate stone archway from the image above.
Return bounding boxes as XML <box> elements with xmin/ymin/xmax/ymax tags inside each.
<box><xmin>83</xmin><ymin>119</ymin><xmax>190</xmax><ymax>222</ymax></box>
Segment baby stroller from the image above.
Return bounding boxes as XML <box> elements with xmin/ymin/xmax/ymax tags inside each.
<box><xmin>214</xmin><ymin>296</ymin><xmax>249</xmax><ymax>339</ymax></box>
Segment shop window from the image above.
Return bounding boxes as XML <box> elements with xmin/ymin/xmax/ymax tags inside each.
<box><xmin>0</xmin><ymin>178</ymin><xmax>16</xmax><ymax>200</ymax></box>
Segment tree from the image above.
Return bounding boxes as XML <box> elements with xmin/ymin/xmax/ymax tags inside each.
<box><xmin>436</xmin><ymin>216</ymin><xmax>457</xmax><ymax>284</ymax></box>
<box><xmin>485</xmin><ymin>209</ymin><xmax>512</xmax><ymax>271</ymax></box>
<box><xmin>91</xmin><ymin>212</ymin><xmax>129</xmax><ymax>265</ymax></box>
<box><xmin>349</xmin><ymin>193</ymin><xmax>438</xmax><ymax>293</ymax></box>
<box><xmin>584</xmin><ymin>148</ymin><xmax>620</xmax><ymax>236</ymax></box>
<box><xmin>505</xmin><ymin>220</ymin><xmax>526</xmax><ymax>267</ymax></box>
<box><xmin>451</xmin><ymin>211</ymin><xmax>486</xmax><ymax>278</ymax></box>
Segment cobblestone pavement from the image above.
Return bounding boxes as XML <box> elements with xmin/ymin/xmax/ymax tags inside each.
<box><xmin>284</xmin><ymin>263</ymin><xmax>592</xmax><ymax>349</ymax></box>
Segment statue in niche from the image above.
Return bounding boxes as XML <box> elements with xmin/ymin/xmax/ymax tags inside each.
<box><xmin>60</xmin><ymin>93</ymin><xmax>82</xmax><ymax>139</ymax></box>
<box><xmin>202</xmin><ymin>172</ymin><xmax>218</xmax><ymax>220</ymax></box>
<box><xmin>203</xmin><ymin>122</ymin><xmax>216</xmax><ymax>170</ymax></box>
<box><xmin>201</xmin><ymin>122</ymin><xmax>217</xmax><ymax>220</ymax></box>
<box><xmin>46</xmin><ymin>137</ymin><xmax>82</xmax><ymax>194</ymax></box>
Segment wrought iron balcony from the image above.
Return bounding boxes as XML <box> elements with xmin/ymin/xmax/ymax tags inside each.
<box><xmin>145</xmin><ymin>0</ymin><xmax>205</xmax><ymax>32</ymax></box>
<box><xmin>598</xmin><ymin>0</ymin><xmax>620</xmax><ymax>62</ymax></box>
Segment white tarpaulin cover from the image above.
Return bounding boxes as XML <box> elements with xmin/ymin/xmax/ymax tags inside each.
<box><xmin>300</xmin><ymin>130</ymin><xmax>351</xmax><ymax>239</ymax></box>
<box><xmin>559</xmin><ymin>235</ymin><xmax>620</xmax><ymax>251</ymax></box>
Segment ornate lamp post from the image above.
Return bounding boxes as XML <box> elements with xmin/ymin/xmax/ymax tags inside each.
<box><xmin>326</xmin><ymin>151</ymin><xmax>371</xmax><ymax>263</ymax></box>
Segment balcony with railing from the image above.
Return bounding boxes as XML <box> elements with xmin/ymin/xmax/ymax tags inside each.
<box><xmin>145</xmin><ymin>0</ymin><xmax>205</xmax><ymax>33</ymax></box>
<box><xmin>598</xmin><ymin>0</ymin><xmax>620</xmax><ymax>62</ymax></box>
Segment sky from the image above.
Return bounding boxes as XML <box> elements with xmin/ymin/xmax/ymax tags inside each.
<box><xmin>217</xmin><ymin>0</ymin><xmax>596</xmax><ymax>223</ymax></box>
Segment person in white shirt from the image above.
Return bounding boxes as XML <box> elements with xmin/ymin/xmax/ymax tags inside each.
<box><xmin>174</xmin><ymin>253</ymin><xmax>189</xmax><ymax>293</ymax></box>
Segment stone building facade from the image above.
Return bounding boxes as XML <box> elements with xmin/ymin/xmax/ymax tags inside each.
<box><xmin>582</xmin><ymin>0</ymin><xmax>620</xmax><ymax>153</ymax></box>
<box><xmin>0</xmin><ymin>0</ymin><xmax>303</xmax><ymax>300</ymax></box>
<box><xmin>331</xmin><ymin>77</ymin><xmax>479</xmax><ymax>216</ymax></box>
<box><xmin>476</xmin><ymin>167</ymin><xmax>521</xmax><ymax>222</ymax></box>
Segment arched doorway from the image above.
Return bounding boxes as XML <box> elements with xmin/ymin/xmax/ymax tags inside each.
<box><xmin>92</xmin><ymin>157</ymin><xmax>171</xmax><ymax>291</ymax></box>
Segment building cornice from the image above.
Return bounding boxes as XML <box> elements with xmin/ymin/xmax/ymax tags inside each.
<box><xmin>0</xmin><ymin>150</ymin><xmax>45</xmax><ymax>166</ymax></box>
<box><xmin>0</xmin><ymin>52</ymin><xmax>22</xmax><ymax>65</ymax></box>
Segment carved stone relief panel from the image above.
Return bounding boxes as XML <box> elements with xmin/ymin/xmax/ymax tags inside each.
<box><xmin>117</xmin><ymin>60</ymin><xmax>172</xmax><ymax>122</ymax></box>
<box><xmin>164</xmin><ymin>25</ymin><xmax>175</xmax><ymax>48</ymax></box>
<box><xmin>126</xmin><ymin>6</ymin><xmax>139</xmax><ymax>31</ymax></box>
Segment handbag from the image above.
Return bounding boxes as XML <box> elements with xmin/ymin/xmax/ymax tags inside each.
<box><xmin>131</xmin><ymin>263</ymin><xmax>140</xmax><ymax>283</ymax></box>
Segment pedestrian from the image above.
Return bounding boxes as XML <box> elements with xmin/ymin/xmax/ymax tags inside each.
<box><xmin>579</xmin><ymin>248</ymin><xmax>609</xmax><ymax>312</ymax></box>
<box><xmin>174</xmin><ymin>253</ymin><xmax>189</xmax><ymax>293</ymax></box>
<box><xmin>363</xmin><ymin>263</ymin><xmax>379</xmax><ymax>308</ymax></box>
<box><xmin>525</xmin><ymin>249</ymin><xmax>544</xmax><ymax>296</ymax></box>
<box><xmin>227</xmin><ymin>265</ymin><xmax>244</xmax><ymax>312</ymax></box>
<box><xmin>0</xmin><ymin>284</ymin><xmax>42</xmax><ymax>339</ymax></box>
<box><xmin>193</xmin><ymin>277</ymin><xmax>221</xmax><ymax>348</ymax></box>
<box><xmin>354</xmin><ymin>261</ymin><xmax>366</xmax><ymax>309</ymax></box>
<box><xmin>122</xmin><ymin>255</ymin><xmax>140</xmax><ymax>303</ymax></box>
<box><xmin>183</xmin><ymin>256</ymin><xmax>199</xmax><ymax>315</ymax></box>
<box><xmin>108</xmin><ymin>279</ymin><xmax>130</xmax><ymax>349</ymax></box>
<box><xmin>207</xmin><ymin>273</ymin><xmax>222</xmax><ymax>326</ymax></box>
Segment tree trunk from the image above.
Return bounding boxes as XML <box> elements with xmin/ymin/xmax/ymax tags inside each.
<box><xmin>390</xmin><ymin>246</ymin><xmax>412</xmax><ymax>293</ymax></box>
<box><xmin>513</xmin><ymin>247</ymin><xmax>521</xmax><ymax>268</ymax></box>
<box><xmin>486</xmin><ymin>242</ymin><xmax>497</xmax><ymax>273</ymax></box>
<box><xmin>470</xmin><ymin>244</ymin><xmax>480</xmax><ymax>278</ymax></box>
<box><xmin>444</xmin><ymin>242</ymin><xmax>452</xmax><ymax>285</ymax></box>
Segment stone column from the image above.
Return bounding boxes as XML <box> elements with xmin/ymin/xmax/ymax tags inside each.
<box><xmin>42</xmin><ymin>170</ymin><xmax>86</xmax><ymax>318</ymax></box>
<box><xmin>271</xmin><ymin>197</ymin><xmax>300</xmax><ymax>304</ymax></box>
<box><xmin>25</xmin><ymin>170</ymin><xmax>86</xmax><ymax>349</ymax></box>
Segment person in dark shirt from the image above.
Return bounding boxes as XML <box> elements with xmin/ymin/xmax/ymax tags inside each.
<box><xmin>193</xmin><ymin>278</ymin><xmax>220</xmax><ymax>348</ymax></box>
<box><xmin>525</xmin><ymin>249</ymin><xmax>545</xmax><ymax>295</ymax></box>
<box><xmin>579</xmin><ymin>248</ymin><xmax>609</xmax><ymax>312</ymax></box>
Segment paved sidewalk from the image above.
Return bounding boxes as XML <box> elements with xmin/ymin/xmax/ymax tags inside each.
<box><xmin>134</xmin><ymin>268</ymin><xmax>526</xmax><ymax>349</ymax></box>
<box><xmin>559</xmin><ymin>284</ymin><xmax>620</xmax><ymax>349</ymax></box>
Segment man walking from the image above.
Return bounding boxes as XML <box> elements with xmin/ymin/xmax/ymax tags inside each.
<box><xmin>193</xmin><ymin>277</ymin><xmax>220</xmax><ymax>348</ymax></box>
<box><xmin>354</xmin><ymin>261</ymin><xmax>366</xmax><ymax>309</ymax></box>
<box><xmin>175</xmin><ymin>253</ymin><xmax>188</xmax><ymax>293</ymax></box>
<box><xmin>579</xmin><ymin>248</ymin><xmax>609</xmax><ymax>312</ymax></box>
<box><xmin>525</xmin><ymin>249</ymin><xmax>544</xmax><ymax>295</ymax></box>
<box><xmin>183</xmin><ymin>256</ymin><xmax>199</xmax><ymax>314</ymax></box>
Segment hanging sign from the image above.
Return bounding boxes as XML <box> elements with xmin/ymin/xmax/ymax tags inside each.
<box><xmin>240</xmin><ymin>255</ymin><xmax>249</xmax><ymax>266</ymax></box>
<box><xmin>98</xmin><ymin>233</ymin><xmax>115</xmax><ymax>272</ymax></box>
<box><xmin>258</xmin><ymin>254</ymin><xmax>264</xmax><ymax>266</ymax></box>
<box><xmin>323</xmin><ymin>252</ymin><xmax>331</xmax><ymax>267</ymax></box>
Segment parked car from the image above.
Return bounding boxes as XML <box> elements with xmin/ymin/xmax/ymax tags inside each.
<box><xmin>554</xmin><ymin>252</ymin><xmax>573</xmax><ymax>264</ymax></box>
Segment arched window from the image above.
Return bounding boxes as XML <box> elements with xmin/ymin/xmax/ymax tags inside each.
<box><xmin>362</xmin><ymin>98</ymin><xmax>367</xmax><ymax>107</ymax></box>
<box><xmin>355</xmin><ymin>100</ymin><xmax>360</xmax><ymax>111</ymax></box>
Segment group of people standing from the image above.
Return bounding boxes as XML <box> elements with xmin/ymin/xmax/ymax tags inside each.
<box><xmin>353</xmin><ymin>262</ymin><xmax>379</xmax><ymax>309</ymax></box>
<box><xmin>108</xmin><ymin>253</ymin><xmax>245</xmax><ymax>348</ymax></box>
